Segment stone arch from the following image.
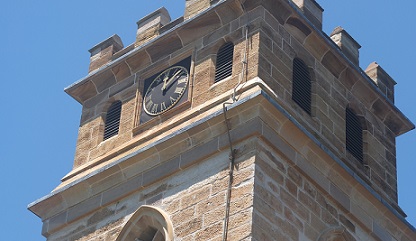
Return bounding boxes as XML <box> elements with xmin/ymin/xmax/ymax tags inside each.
<box><xmin>116</xmin><ymin>205</ymin><xmax>174</xmax><ymax>241</ymax></box>
<box><xmin>317</xmin><ymin>226</ymin><xmax>354</xmax><ymax>241</ymax></box>
<box><xmin>346</xmin><ymin>102</ymin><xmax>366</xmax><ymax>126</ymax></box>
<box><xmin>198</xmin><ymin>32</ymin><xmax>238</xmax><ymax>63</ymax></box>
<box><xmin>285</xmin><ymin>16</ymin><xmax>312</xmax><ymax>43</ymax></box>
<box><xmin>99</xmin><ymin>96</ymin><xmax>121</xmax><ymax>123</ymax></box>
<box><xmin>343</xmin><ymin>101</ymin><xmax>373</xmax><ymax>179</ymax></box>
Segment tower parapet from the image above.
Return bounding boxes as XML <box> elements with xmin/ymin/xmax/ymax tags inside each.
<box><xmin>330</xmin><ymin>26</ymin><xmax>361</xmax><ymax>66</ymax></box>
<box><xmin>88</xmin><ymin>35</ymin><xmax>123</xmax><ymax>73</ymax></box>
<box><xmin>135</xmin><ymin>7</ymin><xmax>171</xmax><ymax>47</ymax></box>
<box><xmin>365</xmin><ymin>62</ymin><xmax>396</xmax><ymax>103</ymax></box>
<box><xmin>292</xmin><ymin>0</ymin><xmax>324</xmax><ymax>29</ymax></box>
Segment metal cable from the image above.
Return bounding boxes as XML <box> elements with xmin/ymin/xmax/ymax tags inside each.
<box><xmin>222</xmin><ymin>102</ymin><xmax>236</xmax><ymax>241</ymax></box>
<box><xmin>222</xmin><ymin>12</ymin><xmax>249</xmax><ymax>241</ymax></box>
<box><xmin>232</xmin><ymin>25</ymin><xmax>249</xmax><ymax>102</ymax></box>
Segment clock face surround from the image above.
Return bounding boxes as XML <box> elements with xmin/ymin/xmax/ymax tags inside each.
<box><xmin>143</xmin><ymin>65</ymin><xmax>189</xmax><ymax>116</ymax></box>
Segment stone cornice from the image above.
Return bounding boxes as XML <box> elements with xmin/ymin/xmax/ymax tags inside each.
<box><xmin>64</xmin><ymin>0</ymin><xmax>414</xmax><ymax>136</ymax></box>
<box><xmin>29</xmin><ymin>81</ymin><xmax>415</xmax><ymax>238</ymax></box>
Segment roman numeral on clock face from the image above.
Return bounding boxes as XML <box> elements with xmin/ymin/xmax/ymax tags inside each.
<box><xmin>177</xmin><ymin>76</ymin><xmax>187</xmax><ymax>84</ymax></box>
<box><xmin>151</xmin><ymin>104</ymin><xmax>158</xmax><ymax>113</ymax></box>
<box><xmin>170</xmin><ymin>96</ymin><xmax>176</xmax><ymax>104</ymax></box>
<box><xmin>174</xmin><ymin>86</ymin><xmax>184</xmax><ymax>94</ymax></box>
<box><xmin>145</xmin><ymin>98</ymin><xmax>154</xmax><ymax>111</ymax></box>
<box><xmin>160</xmin><ymin>102</ymin><xmax>167</xmax><ymax>111</ymax></box>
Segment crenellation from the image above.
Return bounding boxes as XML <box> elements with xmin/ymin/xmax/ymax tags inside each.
<box><xmin>135</xmin><ymin>7</ymin><xmax>171</xmax><ymax>48</ymax></box>
<box><xmin>184</xmin><ymin>0</ymin><xmax>212</xmax><ymax>20</ymax></box>
<box><xmin>330</xmin><ymin>26</ymin><xmax>361</xmax><ymax>66</ymax></box>
<box><xmin>88</xmin><ymin>35</ymin><xmax>124</xmax><ymax>73</ymax></box>
<box><xmin>365</xmin><ymin>62</ymin><xmax>396</xmax><ymax>103</ymax></box>
<box><xmin>292</xmin><ymin>0</ymin><xmax>323</xmax><ymax>29</ymax></box>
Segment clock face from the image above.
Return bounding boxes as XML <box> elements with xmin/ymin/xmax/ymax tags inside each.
<box><xmin>143</xmin><ymin>66</ymin><xmax>189</xmax><ymax>116</ymax></box>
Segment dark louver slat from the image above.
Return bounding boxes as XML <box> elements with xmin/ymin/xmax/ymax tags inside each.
<box><xmin>292</xmin><ymin>58</ymin><xmax>311</xmax><ymax>114</ymax></box>
<box><xmin>104</xmin><ymin>101</ymin><xmax>122</xmax><ymax>140</ymax></box>
<box><xmin>346</xmin><ymin>108</ymin><xmax>363</xmax><ymax>162</ymax></box>
<box><xmin>215</xmin><ymin>42</ymin><xmax>234</xmax><ymax>83</ymax></box>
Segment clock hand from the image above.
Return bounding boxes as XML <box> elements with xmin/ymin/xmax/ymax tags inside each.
<box><xmin>161</xmin><ymin>74</ymin><xmax>169</xmax><ymax>91</ymax></box>
<box><xmin>162</xmin><ymin>69</ymin><xmax>183</xmax><ymax>91</ymax></box>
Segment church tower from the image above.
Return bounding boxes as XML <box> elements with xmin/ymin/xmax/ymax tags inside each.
<box><xmin>29</xmin><ymin>0</ymin><xmax>416</xmax><ymax>240</ymax></box>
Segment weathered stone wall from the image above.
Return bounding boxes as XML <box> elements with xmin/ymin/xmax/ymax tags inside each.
<box><xmin>254</xmin><ymin>140</ymin><xmax>366</xmax><ymax>241</ymax></box>
<box><xmin>45</xmin><ymin>99</ymin><xmax>415</xmax><ymax>241</ymax></box>
<box><xmin>73</xmin><ymin>94</ymin><xmax>136</xmax><ymax>168</ymax></box>
<box><xmin>253</xmin><ymin>4</ymin><xmax>400</xmax><ymax>208</ymax></box>
<box><xmin>47</xmin><ymin>140</ymin><xmax>256</xmax><ymax>241</ymax></box>
<box><xmin>251</xmin><ymin>117</ymin><xmax>413</xmax><ymax>241</ymax></box>
<box><xmin>33</xmin><ymin>90</ymin><xmax>414</xmax><ymax>240</ymax></box>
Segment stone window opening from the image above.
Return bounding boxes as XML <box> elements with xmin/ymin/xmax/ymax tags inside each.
<box><xmin>103</xmin><ymin>100</ymin><xmax>122</xmax><ymax>140</ymax></box>
<box><xmin>346</xmin><ymin>107</ymin><xmax>364</xmax><ymax>163</ymax></box>
<box><xmin>116</xmin><ymin>205</ymin><xmax>174</xmax><ymax>241</ymax></box>
<box><xmin>214</xmin><ymin>42</ymin><xmax>234</xmax><ymax>83</ymax></box>
<box><xmin>292</xmin><ymin>57</ymin><xmax>312</xmax><ymax>115</ymax></box>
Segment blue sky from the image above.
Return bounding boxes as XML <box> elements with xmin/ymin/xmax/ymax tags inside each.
<box><xmin>1</xmin><ymin>1</ymin><xmax>414</xmax><ymax>240</ymax></box>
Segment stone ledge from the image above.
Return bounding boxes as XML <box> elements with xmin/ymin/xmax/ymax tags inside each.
<box><xmin>29</xmin><ymin>85</ymin><xmax>416</xmax><ymax>238</ymax></box>
<box><xmin>61</xmin><ymin>78</ymin><xmax>267</xmax><ymax>184</ymax></box>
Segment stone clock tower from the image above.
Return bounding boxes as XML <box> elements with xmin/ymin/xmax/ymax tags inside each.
<box><xmin>29</xmin><ymin>0</ymin><xmax>416</xmax><ymax>240</ymax></box>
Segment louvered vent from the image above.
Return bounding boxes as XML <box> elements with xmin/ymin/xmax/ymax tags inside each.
<box><xmin>292</xmin><ymin>58</ymin><xmax>312</xmax><ymax>115</ymax></box>
<box><xmin>346</xmin><ymin>108</ymin><xmax>363</xmax><ymax>162</ymax></box>
<box><xmin>103</xmin><ymin>101</ymin><xmax>122</xmax><ymax>140</ymax></box>
<box><xmin>215</xmin><ymin>42</ymin><xmax>234</xmax><ymax>82</ymax></box>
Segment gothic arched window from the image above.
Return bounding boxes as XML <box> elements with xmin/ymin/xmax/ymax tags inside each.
<box><xmin>116</xmin><ymin>205</ymin><xmax>174</xmax><ymax>241</ymax></box>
